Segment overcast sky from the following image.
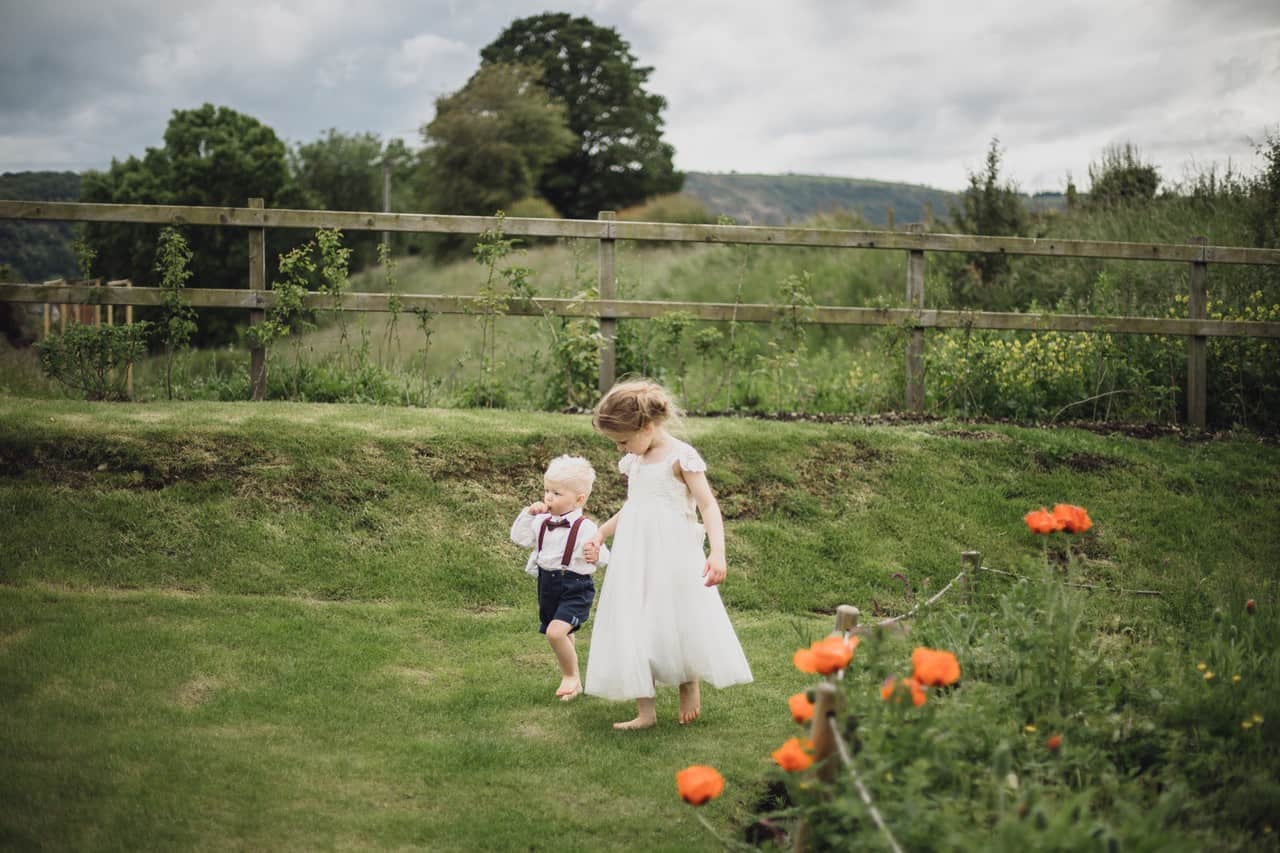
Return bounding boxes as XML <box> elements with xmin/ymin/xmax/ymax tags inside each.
<box><xmin>1</xmin><ymin>0</ymin><xmax>1277</xmax><ymax>192</ymax></box>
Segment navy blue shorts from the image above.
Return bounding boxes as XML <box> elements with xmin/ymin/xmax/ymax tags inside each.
<box><xmin>537</xmin><ymin>568</ymin><xmax>595</xmax><ymax>634</ymax></box>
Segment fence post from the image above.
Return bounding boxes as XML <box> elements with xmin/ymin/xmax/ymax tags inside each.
<box><xmin>962</xmin><ymin>549</ymin><xmax>981</xmax><ymax>601</ymax></box>
<box><xmin>598</xmin><ymin>210</ymin><xmax>617</xmax><ymax>394</ymax></box>
<box><xmin>905</xmin><ymin>222</ymin><xmax>926</xmax><ymax>413</ymax></box>
<box><xmin>125</xmin><ymin>279</ymin><xmax>134</xmax><ymax>397</ymax></box>
<box><xmin>1187</xmin><ymin>236</ymin><xmax>1208</xmax><ymax>429</ymax></box>
<box><xmin>833</xmin><ymin>604</ymin><xmax>859</xmax><ymax>635</ymax></box>
<box><xmin>248</xmin><ymin>198</ymin><xmax>267</xmax><ymax>401</ymax></box>
<box><xmin>810</xmin><ymin>681</ymin><xmax>839</xmax><ymax>783</ymax></box>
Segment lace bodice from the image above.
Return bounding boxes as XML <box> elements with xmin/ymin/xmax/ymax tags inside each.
<box><xmin>618</xmin><ymin>439</ymin><xmax>706</xmax><ymax>524</ymax></box>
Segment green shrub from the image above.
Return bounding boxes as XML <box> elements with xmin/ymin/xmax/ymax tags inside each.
<box><xmin>617</xmin><ymin>193</ymin><xmax>715</xmax><ymax>225</ymax></box>
<box><xmin>727</xmin><ymin>520</ymin><xmax>1278</xmax><ymax>850</ymax></box>
<box><xmin>34</xmin><ymin>320</ymin><xmax>151</xmax><ymax>401</ymax></box>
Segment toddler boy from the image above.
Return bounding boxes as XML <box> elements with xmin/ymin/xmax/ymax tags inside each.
<box><xmin>509</xmin><ymin>455</ymin><xmax>609</xmax><ymax>701</ymax></box>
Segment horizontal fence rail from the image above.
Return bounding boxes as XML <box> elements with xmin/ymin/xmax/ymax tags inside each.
<box><xmin>4</xmin><ymin>282</ymin><xmax>1278</xmax><ymax>339</ymax></box>
<box><xmin>5</xmin><ymin>200</ymin><xmax>1280</xmax><ymax>265</ymax></box>
<box><xmin>3</xmin><ymin>197</ymin><xmax>1280</xmax><ymax>426</ymax></box>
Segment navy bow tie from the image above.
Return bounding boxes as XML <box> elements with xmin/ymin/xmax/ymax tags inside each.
<box><xmin>545</xmin><ymin>517</ymin><xmax>572</xmax><ymax>529</ymax></box>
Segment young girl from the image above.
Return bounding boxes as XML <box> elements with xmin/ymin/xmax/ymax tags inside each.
<box><xmin>581</xmin><ymin>379</ymin><xmax>752</xmax><ymax>729</ymax></box>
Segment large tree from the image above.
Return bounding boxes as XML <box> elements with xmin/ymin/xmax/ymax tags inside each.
<box><xmin>81</xmin><ymin>104</ymin><xmax>292</xmax><ymax>345</ymax></box>
<box><xmin>290</xmin><ymin>129</ymin><xmax>414</xmax><ymax>267</ymax></box>
<box><xmin>420</xmin><ymin>62</ymin><xmax>576</xmax><ymax>216</ymax></box>
<box><xmin>480</xmin><ymin>13</ymin><xmax>682</xmax><ymax>219</ymax></box>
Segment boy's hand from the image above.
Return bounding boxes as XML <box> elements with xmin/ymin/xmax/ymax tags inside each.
<box><xmin>582</xmin><ymin>533</ymin><xmax>604</xmax><ymax>564</ymax></box>
<box><xmin>526</xmin><ymin>501</ymin><xmax>548</xmax><ymax>515</ymax></box>
<box><xmin>702</xmin><ymin>553</ymin><xmax>727</xmax><ymax>587</ymax></box>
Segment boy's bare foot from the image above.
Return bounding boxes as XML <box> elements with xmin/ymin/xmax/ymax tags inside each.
<box><xmin>612</xmin><ymin>715</ymin><xmax>656</xmax><ymax>730</ymax></box>
<box><xmin>678</xmin><ymin>681</ymin><xmax>701</xmax><ymax>724</ymax></box>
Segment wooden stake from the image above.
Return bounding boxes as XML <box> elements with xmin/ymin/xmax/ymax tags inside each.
<box><xmin>598</xmin><ymin>210</ymin><xmax>617</xmax><ymax>395</ymax></box>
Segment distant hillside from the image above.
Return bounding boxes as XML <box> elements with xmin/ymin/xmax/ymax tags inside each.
<box><xmin>0</xmin><ymin>171</ymin><xmax>81</xmax><ymax>281</ymax></box>
<box><xmin>681</xmin><ymin>172</ymin><xmax>957</xmax><ymax>227</ymax></box>
<box><xmin>682</xmin><ymin>172</ymin><xmax>1065</xmax><ymax>228</ymax></box>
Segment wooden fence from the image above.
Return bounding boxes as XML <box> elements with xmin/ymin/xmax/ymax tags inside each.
<box><xmin>3</xmin><ymin>199</ymin><xmax>1280</xmax><ymax>425</ymax></box>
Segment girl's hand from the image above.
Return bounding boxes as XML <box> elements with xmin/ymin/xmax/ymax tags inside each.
<box><xmin>703</xmin><ymin>553</ymin><xmax>727</xmax><ymax>587</ymax></box>
<box><xmin>582</xmin><ymin>533</ymin><xmax>604</xmax><ymax>564</ymax></box>
<box><xmin>527</xmin><ymin>501</ymin><xmax>548</xmax><ymax>516</ymax></box>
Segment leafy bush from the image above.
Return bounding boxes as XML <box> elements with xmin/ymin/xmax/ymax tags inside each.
<box><xmin>617</xmin><ymin>193</ymin><xmax>716</xmax><ymax>225</ymax></box>
<box><xmin>35</xmin><ymin>320</ymin><xmax>151</xmax><ymax>401</ymax></box>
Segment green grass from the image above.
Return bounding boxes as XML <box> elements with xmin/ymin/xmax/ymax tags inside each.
<box><xmin>1</xmin><ymin>397</ymin><xmax>1278</xmax><ymax>849</ymax></box>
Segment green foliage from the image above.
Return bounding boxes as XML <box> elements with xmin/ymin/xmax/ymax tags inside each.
<box><xmin>533</xmin><ymin>243</ymin><xmax>601</xmax><ymax>410</ymax></box>
<box><xmin>315</xmin><ymin>227</ymin><xmax>353</xmax><ymax>359</ymax></box>
<box><xmin>71</xmin><ymin>235</ymin><xmax>96</xmax><ymax>280</ymax></box>
<box><xmin>617</xmin><ymin>193</ymin><xmax>716</xmax><ymax>225</ymax></box>
<box><xmin>748</xmin><ymin>535</ymin><xmax>1280</xmax><ymax>850</ymax></box>
<box><xmin>505</xmin><ymin>196</ymin><xmax>560</xmax><ymax>220</ymax></box>
<box><xmin>154</xmin><ymin>227</ymin><xmax>196</xmax><ymax>400</ymax></box>
<box><xmin>289</xmin><ymin>129</ymin><xmax>397</xmax><ymax>269</ymax></box>
<box><xmin>481</xmin><ymin>13</ymin><xmax>682</xmax><ymax>219</ymax></box>
<box><xmin>290</xmin><ymin>129</ymin><xmax>383</xmax><ymax>213</ymax></box>
<box><xmin>0</xmin><ymin>171</ymin><xmax>80</xmax><ymax>283</ymax></box>
<box><xmin>1086</xmin><ymin>143</ymin><xmax>1161</xmax><ymax>209</ymax></box>
<box><xmin>1246</xmin><ymin>128</ymin><xmax>1280</xmax><ymax>249</ymax></box>
<box><xmin>79</xmin><ymin>104</ymin><xmax>292</xmax><ymax>347</ymax></box>
<box><xmin>946</xmin><ymin>139</ymin><xmax>1033</xmax><ymax>309</ymax></box>
<box><xmin>420</xmin><ymin>63</ymin><xmax>575</xmax><ymax>221</ymax></box>
<box><xmin>467</xmin><ymin>214</ymin><xmax>536</xmax><ymax>407</ymax></box>
<box><xmin>34</xmin><ymin>320</ymin><xmax>151</xmax><ymax>400</ymax></box>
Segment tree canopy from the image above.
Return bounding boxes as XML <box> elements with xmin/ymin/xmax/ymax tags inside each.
<box><xmin>948</xmin><ymin>138</ymin><xmax>1031</xmax><ymax>308</ymax></box>
<box><xmin>1086</xmin><ymin>143</ymin><xmax>1160</xmax><ymax>208</ymax></box>
<box><xmin>80</xmin><ymin>104</ymin><xmax>292</xmax><ymax>345</ymax></box>
<box><xmin>419</xmin><ymin>63</ymin><xmax>575</xmax><ymax>217</ymax></box>
<box><xmin>480</xmin><ymin>13</ymin><xmax>682</xmax><ymax>219</ymax></box>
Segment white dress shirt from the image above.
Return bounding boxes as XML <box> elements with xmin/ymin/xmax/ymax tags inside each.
<box><xmin>510</xmin><ymin>507</ymin><xmax>610</xmax><ymax>576</ymax></box>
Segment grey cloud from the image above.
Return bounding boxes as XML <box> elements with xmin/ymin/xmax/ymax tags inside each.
<box><xmin>1</xmin><ymin>0</ymin><xmax>1276</xmax><ymax>189</ymax></box>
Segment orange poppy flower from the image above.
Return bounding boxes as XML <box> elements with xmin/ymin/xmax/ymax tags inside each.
<box><xmin>1024</xmin><ymin>508</ymin><xmax>1062</xmax><ymax>534</ymax></box>
<box><xmin>880</xmin><ymin>676</ymin><xmax>927</xmax><ymax>707</ymax></box>
<box><xmin>912</xmin><ymin>647</ymin><xmax>961</xmax><ymax>687</ymax></box>
<box><xmin>1051</xmin><ymin>504</ymin><xmax>1092</xmax><ymax>534</ymax></box>
<box><xmin>771</xmin><ymin>737</ymin><xmax>814</xmax><ymax>772</ymax></box>
<box><xmin>793</xmin><ymin>647</ymin><xmax>818</xmax><ymax>673</ymax></box>
<box><xmin>1246</xmin><ymin>599</ymin><xmax>1257</xmax><ymax>614</ymax></box>
<box><xmin>810</xmin><ymin>635</ymin><xmax>858</xmax><ymax>674</ymax></box>
<box><xmin>1046</xmin><ymin>734</ymin><xmax>1063</xmax><ymax>753</ymax></box>
<box><xmin>675</xmin><ymin>765</ymin><xmax>725</xmax><ymax>806</ymax></box>
<box><xmin>788</xmin><ymin>692</ymin><xmax>814</xmax><ymax>724</ymax></box>
<box><xmin>793</xmin><ymin>635</ymin><xmax>858</xmax><ymax>675</ymax></box>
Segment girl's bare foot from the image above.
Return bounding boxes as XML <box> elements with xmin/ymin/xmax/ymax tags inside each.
<box><xmin>613</xmin><ymin>697</ymin><xmax>656</xmax><ymax>730</ymax></box>
<box><xmin>612</xmin><ymin>715</ymin><xmax>656</xmax><ymax>730</ymax></box>
<box><xmin>678</xmin><ymin>681</ymin><xmax>701</xmax><ymax>724</ymax></box>
<box><xmin>555</xmin><ymin>676</ymin><xmax>580</xmax><ymax>697</ymax></box>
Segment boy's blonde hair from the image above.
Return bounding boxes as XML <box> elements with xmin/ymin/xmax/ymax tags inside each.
<box><xmin>592</xmin><ymin>378</ymin><xmax>682</xmax><ymax>437</ymax></box>
<box><xmin>544</xmin><ymin>455</ymin><xmax>596</xmax><ymax>497</ymax></box>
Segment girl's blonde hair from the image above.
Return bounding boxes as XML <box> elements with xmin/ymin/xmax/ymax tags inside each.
<box><xmin>592</xmin><ymin>378</ymin><xmax>683</xmax><ymax>436</ymax></box>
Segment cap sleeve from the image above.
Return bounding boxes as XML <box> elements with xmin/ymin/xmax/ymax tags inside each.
<box><xmin>618</xmin><ymin>453</ymin><xmax>636</xmax><ymax>476</ymax></box>
<box><xmin>676</xmin><ymin>443</ymin><xmax>707</xmax><ymax>473</ymax></box>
